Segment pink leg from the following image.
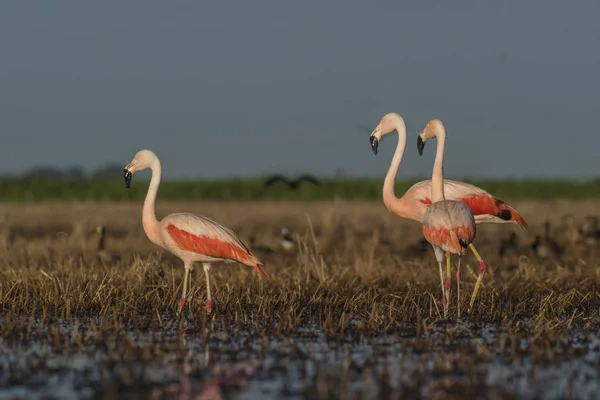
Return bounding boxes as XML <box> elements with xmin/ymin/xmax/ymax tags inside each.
<box><xmin>444</xmin><ymin>277</ymin><xmax>452</xmax><ymax>307</ymax></box>
<box><xmin>177</xmin><ymin>265</ymin><xmax>191</xmax><ymax>315</ymax></box>
<box><xmin>437</xmin><ymin>261</ymin><xmax>447</xmax><ymax>317</ymax></box>
<box><xmin>456</xmin><ymin>256</ymin><xmax>462</xmax><ymax>318</ymax></box>
<box><xmin>441</xmin><ymin>289</ymin><xmax>447</xmax><ymax>310</ymax></box>
<box><xmin>204</xmin><ymin>263</ymin><xmax>213</xmax><ymax>314</ymax></box>
<box><xmin>444</xmin><ymin>278</ymin><xmax>452</xmax><ymax>296</ymax></box>
<box><xmin>444</xmin><ymin>252</ymin><xmax>452</xmax><ymax>311</ymax></box>
<box><xmin>434</xmin><ymin>247</ymin><xmax>448</xmax><ymax>318</ymax></box>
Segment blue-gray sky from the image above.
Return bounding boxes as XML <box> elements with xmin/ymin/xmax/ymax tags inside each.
<box><xmin>1</xmin><ymin>1</ymin><xmax>599</xmax><ymax>179</ymax></box>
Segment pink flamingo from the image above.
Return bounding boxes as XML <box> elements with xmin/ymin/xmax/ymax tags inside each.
<box><xmin>123</xmin><ymin>150</ymin><xmax>269</xmax><ymax>314</ymax></box>
<box><xmin>419</xmin><ymin>119</ymin><xmax>482</xmax><ymax>318</ymax></box>
<box><xmin>369</xmin><ymin>113</ymin><xmax>527</xmax><ymax>310</ymax></box>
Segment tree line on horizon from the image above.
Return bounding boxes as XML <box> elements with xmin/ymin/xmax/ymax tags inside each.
<box><xmin>1</xmin><ymin>164</ymin><xmax>348</xmax><ymax>181</ymax></box>
<box><xmin>1</xmin><ymin>163</ymin><xmax>130</xmax><ymax>180</ymax></box>
<box><xmin>0</xmin><ymin>163</ymin><xmax>599</xmax><ymax>202</ymax></box>
<box><xmin>3</xmin><ymin>164</ymin><xmax>600</xmax><ymax>185</ymax></box>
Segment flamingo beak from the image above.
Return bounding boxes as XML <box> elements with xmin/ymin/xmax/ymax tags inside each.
<box><xmin>369</xmin><ymin>136</ymin><xmax>379</xmax><ymax>155</ymax></box>
<box><xmin>417</xmin><ymin>135</ymin><xmax>426</xmax><ymax>156</ymax></box>
<box><xmin>123</xmin><ymin>168</ymin><xmax>133</xmax><ymax>189</ymax></box>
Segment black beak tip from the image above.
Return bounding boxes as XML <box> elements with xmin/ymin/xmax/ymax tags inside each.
<box><xmin>417</xmin><ymin>136</ymin><xmax>425</xmax><ymax>156</ymax></box>
<box><xmin>123</xmin><ymin>169</ymin><xmax>132</xmax><ymax>189</ymax></box>
<box><xmin>369</xmin><ymin>136</ymin><xmax>379</xmax><ymax>155</ymax></box>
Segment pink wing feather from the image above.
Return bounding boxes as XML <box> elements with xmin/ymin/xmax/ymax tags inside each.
<box><xmin>422</xmin><ymin>201</ymin><xmax>476</xmax><ymax>253</ymax></box>
<box><xmin>165</xmin><ymin>213</ymin><xmax>269</xmax><ymax>279</ymax></box>
<box><xmin>408</xmin><ymin>179</ymin><xmax>527</xmax><ymax>228</ymax></box>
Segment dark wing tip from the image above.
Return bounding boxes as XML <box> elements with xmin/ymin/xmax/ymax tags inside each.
<box><xmin>264</xmin><ymin>175</ymin><xmax>288</xmax><ymax>187</ymax></box>
<box><xmin>296</xmin><ymin>175</ymin><xmax>321</xmax><ymax>186</ymax></box>
<box><xmin>497</xmin><ymin>210</ymin><xmax>513</xmax><ymax>221</ymax></box>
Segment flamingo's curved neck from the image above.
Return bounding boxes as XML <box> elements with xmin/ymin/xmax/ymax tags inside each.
<box><xmin>383</xmin><ymin>118</ymin><xmax>408</xmax><ymax>216</ymax></box>
<box><xmin>142</xmin><ymin>159</ymin><xmax>164</xmax><ymax>247</ymax></box>
<box><xmin>431</xmin><ymin>126</ymin><xmax>446</xmax><ymax>203</ymax></box>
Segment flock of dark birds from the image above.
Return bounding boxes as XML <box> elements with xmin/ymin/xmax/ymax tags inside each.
<box><xmin>2</xmin><ymin>212</ymin><xmax>599</xmax><ymax>267</ymax></box>
<box><xmin>255</xmin><ymin>175</ymin><xmax>597</xmax><ymax>262</ymax></box>
<box><xmin>500</xmin><ymin>215</ymin><xmax>600</xmax><ymax>261</ymax></box>
<box><xmin>401</xmin><ymin>215</ymin><xmax>600</xmax><ymax>263</ymax></box>
<box><xmin>240</xmin><ymin>214</ymin><xmax>600</xmax><ymax>264</ymax></box>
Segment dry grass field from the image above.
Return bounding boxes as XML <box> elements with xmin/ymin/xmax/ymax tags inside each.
<box><xmin>1</xmin><ymin>199</ymin><xmax>600</xmax><ymax>399</ymax></box>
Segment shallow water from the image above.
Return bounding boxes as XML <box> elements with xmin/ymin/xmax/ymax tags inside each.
<box><xmin>1</xmin><ymin>318</ymin><xmax>599</xmax><ymax>400</ymax></box>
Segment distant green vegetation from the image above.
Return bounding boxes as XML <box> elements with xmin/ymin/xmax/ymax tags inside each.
<box><xmin>0</xmin><ymin>177</ymin><xmax>599</xmax><ymax>202</ymax></box>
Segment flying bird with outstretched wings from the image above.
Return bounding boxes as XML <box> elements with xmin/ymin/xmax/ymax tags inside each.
<box><xmin>264</xmin><ymin>175</ymin><xmax>321</xmax><ymax>190</ymax></box>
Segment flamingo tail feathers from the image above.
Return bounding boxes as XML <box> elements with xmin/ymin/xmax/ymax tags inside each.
<box><xmin>251</xmin><ymin>263</ymin><xmax>270</xmax><ymax>279</ymax></box>
<box><xmin>456</xmin><ymin>195</ymin><xmax>528</xmax><ymax>229</ymax></box>
<box><xmin>167</xmin><ymin>224</ymin><xmax>270</xmax><ymax>279</ymax></box>
<box><xmin>495</xmin><ymin>202</ymin><xmax>528</xmax><ymax>228</ymax></box>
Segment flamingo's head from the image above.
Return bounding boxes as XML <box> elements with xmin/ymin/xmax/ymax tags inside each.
<box><xmin>369</xmin><ymin>113</ymin><xmax>404</xmax><ymax>155</ymax></box>
<box><xmin>417</xmin><ymin>119</ymin><xmax>444</xmax><ymax>156</ymax></box>
<box><xmin>123</xmin><ymin>149</ymin><xmax>158</xmax><ymax>189</ymax></box>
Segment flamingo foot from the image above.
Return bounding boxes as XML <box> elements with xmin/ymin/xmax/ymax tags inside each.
<box><xmin>205</xmin><ymin>300</ymin><xmax>213</xmax><ymax>313</ymax></box>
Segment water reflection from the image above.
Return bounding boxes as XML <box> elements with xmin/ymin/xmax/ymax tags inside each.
<box><xmin>0</xmin><ymin>321</ymin><xmax>598</xmax><ymax>399</ymax></box>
